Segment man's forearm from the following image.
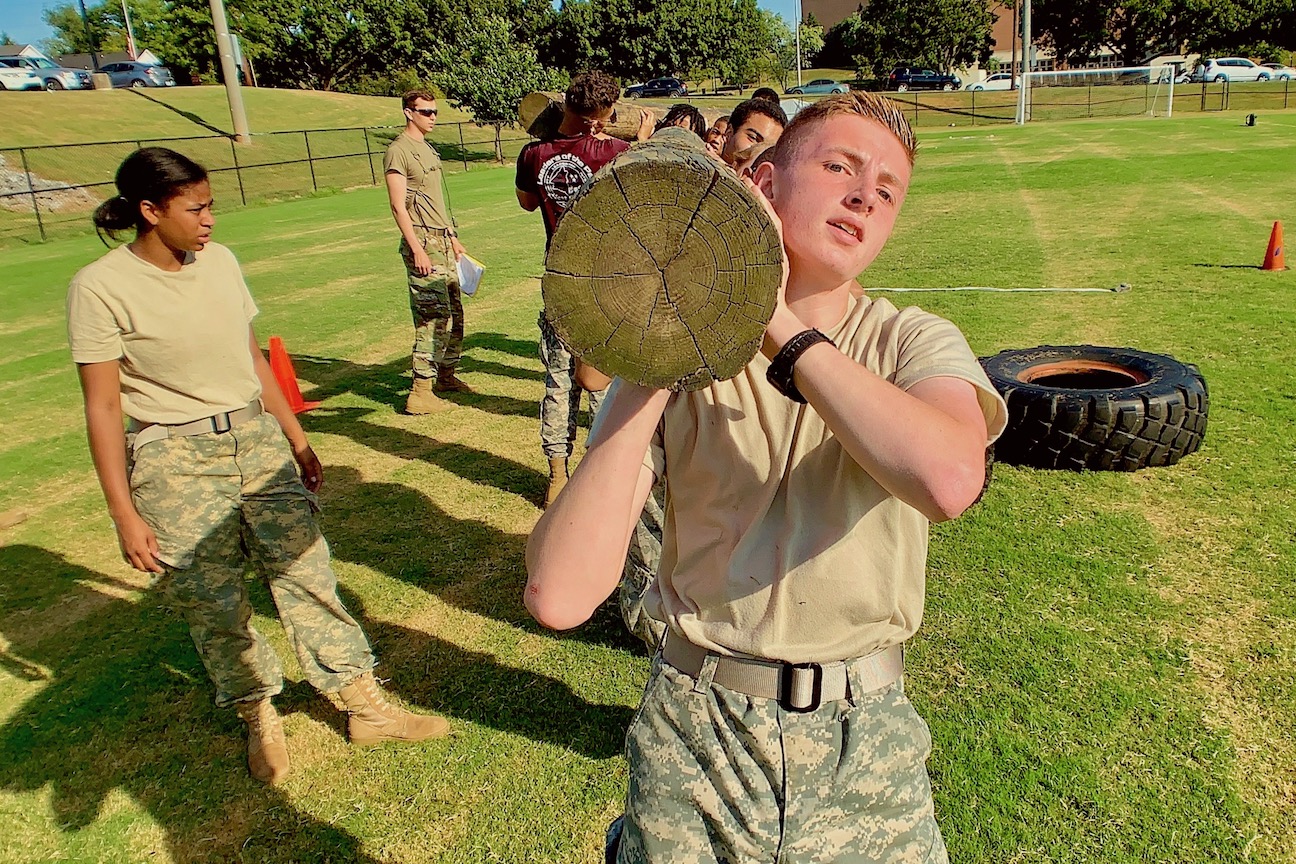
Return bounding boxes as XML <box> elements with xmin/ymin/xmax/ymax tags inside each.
<box><xmin>794</xmin><ymin>345</ymin><xmax>988</xmax><ymax>521</ymax></box>
<box><xmin>525</xmin><ymin>384</ymin><xmax>668</xmax><ymax>629</ymax></box>
<box><xmin>390</xmin><ymin>205</ymin><xmax>424</xmax><ymax>250</ymax></box>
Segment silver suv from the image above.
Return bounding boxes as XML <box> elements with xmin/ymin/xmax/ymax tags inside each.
<box><xmin>0</xmin><ymin>57</ymin><xmax>92</xmax><ymax>90</ymax></box>
<box><xmin>1192</xmin><ymin>58</ymin><xmax>1273</xmax><ymax>83</ymax></box>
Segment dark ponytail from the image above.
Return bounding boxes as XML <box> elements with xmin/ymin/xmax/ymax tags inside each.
<box><xmin>93</xmin><ymin>147</ymin><xmax>208</xmax><ymax>243</ymax></box>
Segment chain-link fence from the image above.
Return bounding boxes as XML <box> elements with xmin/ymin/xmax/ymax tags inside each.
<box><xmin>0</xmin><ymin>121</ymin><xmax>533</xmax><ymax>246</ymax></box>
<box><xmin>872</xmin><ymin>78</ymin><xmax>1293</xmax><ymax>127</ymax></box>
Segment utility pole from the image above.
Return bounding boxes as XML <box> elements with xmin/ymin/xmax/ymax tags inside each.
<box><xmin>1015</xmin><ymin>0</ymin><xmax>1032</xmax><ymax>124</ymax></box>
<box><xmin>209</xmin><ymin>0</ymin><xmax>251</xmax><ymax>144</ymax></box>
<box><xmin>121</xmin><ymin>0</ymin><xmax>137</xmax><ymax>60</ymax></box>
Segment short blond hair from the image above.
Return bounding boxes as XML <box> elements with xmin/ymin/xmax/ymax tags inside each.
<box><xmin>772</xmin><ymin>92</ymin><xmax>917</xmax><ymax>168</ymax></box>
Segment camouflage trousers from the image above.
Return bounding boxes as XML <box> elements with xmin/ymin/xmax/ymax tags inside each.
<box><xmin>616</xmin><ymin>656</ymin><xmax>949</xmax><ymax>864</ymax></box>
<box><xmin>402</xmin><ymin>230</ymin><xmax>464</xmax><ymax>378</ymax></box>
<box><xmin>129</xmin><ymin>412</ymin><xmax>375</xmax><ymax>708</ymax></box>
<box><xmin>620</xmin><ymin>479</ymin><xmax>666</xmax><ymax>650</ymax></box>
<box><xmin>538</xmin><ymin>310</ymin><xmax>604</xmax><ymax>459</ymax></box>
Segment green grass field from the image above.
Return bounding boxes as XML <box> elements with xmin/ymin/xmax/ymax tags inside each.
<box><xmin>1</xmin><ymin>110</ymin><xmax>1293</xmax><ymax>863</ymax></box>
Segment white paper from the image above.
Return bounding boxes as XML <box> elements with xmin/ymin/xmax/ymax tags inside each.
<box><xmin>457</xmin><ymin>254</ymin><xmax>485</xmax><ymax>297</ymax></box>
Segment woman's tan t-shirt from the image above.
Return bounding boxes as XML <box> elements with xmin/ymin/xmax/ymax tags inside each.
<box><xmin>67</xmin><ymin>242</ymin><xmax>261</xmax><ymax>425</ymax></box>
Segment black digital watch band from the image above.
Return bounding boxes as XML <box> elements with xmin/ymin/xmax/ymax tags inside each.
<box><xmin>765</xmin><ymin>328</ymin><xmax>835</xmax><ymax>403</ymax></box>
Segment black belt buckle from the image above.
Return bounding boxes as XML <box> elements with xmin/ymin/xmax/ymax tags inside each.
<box><xmin>779</xmin><ymin>662</ymin><xmax>823</xmax><ymax>713</ymax></box>
<box><xmin>211</xmin><ymin>412</ymin><xmax>233</xmax><ymax>434</ymax></box>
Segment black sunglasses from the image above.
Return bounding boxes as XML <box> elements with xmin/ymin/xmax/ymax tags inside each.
<box><xmin>412</xmin><ymin>107</ymin><xmax>437</xmax><ymax>117</ymax></box>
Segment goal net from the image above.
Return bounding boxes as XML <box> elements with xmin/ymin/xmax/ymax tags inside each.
<box><xmin>1017</xmin><ymin>64</ymin><xmax>1179</xmax><ymax>122</ymax></box>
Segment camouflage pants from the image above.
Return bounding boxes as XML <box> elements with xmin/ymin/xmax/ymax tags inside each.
<box><xmin>616</xmin><ymin>657</ymin><xmax>948</xmax><ymax>864</ymax></box>
<box><xmin>402</xmin><ymin>231</ymin><xmax>463</xmax><ymax>378</ymax></box>
<box><xmin>129</xmin><ymin>412</ymin><xmax>375</xmax><ymax>708</ymax></box>
<box><xmin>538</xmin><ymin>310</ymin><xmax>604</xmax><ymax>459</ymax></box>
<box><xmin>620</xmin><ymin>479</ymin><xmax>666</xmax><ymax>649</ymax></box>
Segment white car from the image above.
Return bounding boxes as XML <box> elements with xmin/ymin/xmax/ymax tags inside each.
<box><xmin>0</xmin><ymin>64</ymin><xmax>43</xmax><ymax>91</ymax></box>
<box><xmin>965</xmin><ymin>73</ymin><xmax>1017</xmax><ymax>92</ymax></box>
<box><xmin>1261</xmin><ymin>63</ymin><xmax>1294</xmax><ymax>81</ymax></box>
<box><xmin>1193</xmin><ymin>58</ymin><xmax>1273</xmax><ymax>83</ymax></box>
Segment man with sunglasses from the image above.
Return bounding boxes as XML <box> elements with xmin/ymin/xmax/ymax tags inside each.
<box><xmin>516</xmin><ymin>71</ymin><xmax>631</xmax><ymax>507</ymax></box>
<box><xmin>385</xmin><ymin>89</ymin><xmax>471</xmax><ymax>414</ymax></box>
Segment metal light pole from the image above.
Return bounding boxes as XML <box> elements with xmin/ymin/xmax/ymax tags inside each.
<box><xmin>209</xmin><ymin>0</ymin><xmax>251</xmax><ymax>144</ymax></box>
<box><xmin>794</xmin><ymin>0</ymin><xmax>803</xmax><ymax>87</ymax></box>
<box><xmin>78</xmin><ymin>0</ymin><xmax>99</xmax><ymax>71</ymax></box>
<box><xmin>1015</xmin><ymin>0</ymin><xmax>1032</xmax><ymax>124</ymax></box>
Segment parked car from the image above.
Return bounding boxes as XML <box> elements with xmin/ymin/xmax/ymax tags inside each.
<box><xmin>101</xmin><ymin>61</ymin><xmax>176</xmax><ymax>88</ymax></box>
<box><xmin>886</xmin><ymin>67</ymin><xmax>961</xmax><ymax>92</ymax></box>
<box><xmin>785</xmin><ymin>78</ymin><xmax>848</xmax><ymax>95</ymax></box>
<box><xmin>624</xmin><ymin>77</ymin><xmax>687</xmax><ymax>98</ymax></box>
<box><xmin>1191</xmin><ymin>58</ymin><xmax>1272</xmax><ymax>83</ymax></box>
<box><xmin>0</xmin><ymin>64</ymin><xmax>43</xmax><ymax>91</ymax></box>
<box><xmin>965</xmin><ymin>72</ymin><xmax>1017</xmax><ymax>91</ymax></box>
<box><xmin>1261</xmin><ymin>62</ymin><xmax>1295</xmax><ymax>80</ymax></box>
<box><xmin>0</xmin><ymin>56</ymin><xmax>93</xmax><ymax>90</ymax></box>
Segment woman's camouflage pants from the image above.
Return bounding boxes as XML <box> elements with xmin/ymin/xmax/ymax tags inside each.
<box><xmin>129</xmin><ymin>412</ymin><xmax>375</xmax><ymax>707</ymax></box>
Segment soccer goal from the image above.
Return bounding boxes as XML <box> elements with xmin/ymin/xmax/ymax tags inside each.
<box><xmin>1015</xmin><ymin>64</ymin><xmax>1180</xmax><ymax>124</ymax></box>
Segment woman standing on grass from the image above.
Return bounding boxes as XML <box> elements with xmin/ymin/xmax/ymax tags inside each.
<box><xmin>68</xmin><ymin>147</ymin><xmax>447</xmax><ymax>786</ymax></box>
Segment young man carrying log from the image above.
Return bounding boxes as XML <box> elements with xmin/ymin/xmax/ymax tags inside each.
<box><xmin>720</xmin><ymin>97</ymin><xmax>788</xmax><ymax>168</ymax></box>
<box><xmin>516</xmin><ymin>71</ymin><xmax>631</xmax><ymax>507</ymax></box>
<box><xmin>525</xmin><ymin>92</ymin><xmax>1007</xmax><ymax>863</ymax></box>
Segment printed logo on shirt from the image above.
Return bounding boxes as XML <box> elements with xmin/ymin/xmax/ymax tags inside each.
<box><xmin>537</xmin><ymin>153</ymin><xmax>594</xmax><ymax>213</ymax></box>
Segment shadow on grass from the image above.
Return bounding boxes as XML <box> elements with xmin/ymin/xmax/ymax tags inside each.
<box><xmin>337</xmin><ymin>585</ymin><xmax>633</xmax><ymax>760</ymax></box>
<box><xmin>0</xmin><ymin>544</ymin><xmax>383</xmax><ymax>864</ymax></box>
<box><xmin>321</xmin><ymin>464</ymin><xmax>643</xmax><ymax>655</ymax></box>
<box><xmin>293</xmin><ymin>353</ymin><xmax>539</xmax><ymax>419</ymax></box>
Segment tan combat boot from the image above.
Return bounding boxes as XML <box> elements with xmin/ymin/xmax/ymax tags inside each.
<box><xmin>544</xmin><ymin>457</ymin><xmax>568</xmax><ymax>508</ymax></box>
<box><xmin>337</xmin><ymin>671</ymin><xmax>450</xmax><ymax>746</ymax></box>
<box><xmin>433</xmin><ymin>365</ymin><xmax>473</xmax><ymax>394</ymax></box>
<box><xmin>404</xmin><ymin>376</ymin><xmax>444</xmax><ymax>414</ymax></box>
<box><xmin>235</xmin><ymin>698</ymin><xmax>289</xmax><ymax>785</ymax></box>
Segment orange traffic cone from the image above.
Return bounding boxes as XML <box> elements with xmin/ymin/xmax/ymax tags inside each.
<box><xmin>268</xmin><ymin>336</ymin><xmax>321</xmax><ymax>413</ymax></box>
<box><xmin>1262</xmin><ymin>221</ymin><xmax>1286</xmax><ymax>271</ymax></box>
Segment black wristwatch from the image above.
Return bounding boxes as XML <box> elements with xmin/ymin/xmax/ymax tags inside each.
<box><xmin>766</xmin><ymin>329</ymin><xmax>835</xmax><ymax>403</ymax></box>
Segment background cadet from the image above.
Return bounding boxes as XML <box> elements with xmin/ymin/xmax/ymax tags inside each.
<box><xmin>70</xmin><ymin>148</ymin><xmax>449</xmax><ymax>786</ymax></box>
<box><xmin>515</xmin><ymin>70</ymin><xmax>631</xmax><ymax>507</ymax></box>
<box><xmin>703</xmin><ymin>115</ymin><xmax>730</xmax><ymax>156</ymax></box>
<box><xmin>653</xmin><ymin>104</ymin><xmax>708</xmax><ymax>139</ymax></box>
<box><xmin>385</xmin><ymin>89</ymin><xmax>471</xmax><ymax>415</ymax></box>
<box><xmin>525</xmin><ymin>93</ymin><xmax>1007</xmax><ymax>863</ymax></box>
<box><xmin>719</xmin><ymin>98</ymin><xmax>788</xmax><ymax>168</ymax></box>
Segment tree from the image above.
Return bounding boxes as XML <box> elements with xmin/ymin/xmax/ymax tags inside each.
<box><xmin>1032</xmin><ymin>0</ymin><xmax>1198</xmax><ymax>67</ymax></box>
<box><xmin>236</xmin><ymin>0</ymin><xmax>425</xmax><ymax>90</ymax></box>
<box><xmin>430</xmin><ymin>15</ymin><xmax>562</xmax><ymax>162</ymax></box>
<box><xmin>769</xmin><ymin>18</ymin><xmax>827</xmax><ymax>88</ymax></box>
<box><xmin>823</xmin><ymin>0</ymin><xmax>995</xmax><ymax>79</ymax></box>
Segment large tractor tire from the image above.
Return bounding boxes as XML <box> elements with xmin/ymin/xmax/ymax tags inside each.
<box><xmin>980</xmin><ymin>345</ymin><xmax>1208</xmax><ymax>471</ymax></box>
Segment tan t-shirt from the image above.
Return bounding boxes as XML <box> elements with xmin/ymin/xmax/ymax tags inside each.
<box><xmin>383</xmin><ymin>132</ymin><xmax>452</xmax><ymax>231</ymax></box>
<box><xmin>66</xmin><ymin>242</ymin><xmax>261</xmax><ymax>425</ymax></box>
<box><xmin>604</xmin><ymin>295</ymin><xmax>1007</xmax><ymax>663</ymax></box>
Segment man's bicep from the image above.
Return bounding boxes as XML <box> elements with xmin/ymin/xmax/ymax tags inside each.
<box><xmin>907</xmin><ymin>377</ymin><xmax>992</xmax><ymax>445</ymax></box>
<box><xmin>384</xmin><ymin>170</ymin><xmax>407</xmax><ymax>210</ymax></box>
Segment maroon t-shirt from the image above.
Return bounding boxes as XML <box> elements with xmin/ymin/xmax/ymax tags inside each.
<box><xmin>516</xmin><ymin>133</ymin><xmax>631</xmax><ymax>246</ymax></box>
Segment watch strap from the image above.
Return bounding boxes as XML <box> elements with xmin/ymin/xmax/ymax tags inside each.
<box><xmin>766</xmin><ymin>328</ymin><xmax>835</xmax><ymax>403</ymax></box>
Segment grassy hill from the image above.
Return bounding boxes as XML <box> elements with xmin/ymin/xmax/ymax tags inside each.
<box><xmin>0</xmin><ymin>86</ymin><xmax>480</xmax><ymax>149</ymax></box>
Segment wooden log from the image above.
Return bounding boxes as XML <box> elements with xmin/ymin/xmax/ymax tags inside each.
<box><xmin>542</xmin><ymin>127</ymin><xmax>784</xmax><ymax>392</ymax></box>
<box><xmin>519</xmin><ymin>91</ymin><xmax>655</xmax><ymax>142</ymax></box>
